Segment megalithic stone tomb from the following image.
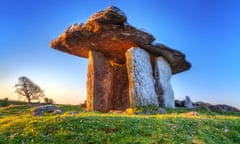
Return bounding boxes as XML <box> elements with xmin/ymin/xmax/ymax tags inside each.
<box><xmin>50</xmin><ymin>6</ymin><xmax>191</xmax><ymax>112</ymax></box>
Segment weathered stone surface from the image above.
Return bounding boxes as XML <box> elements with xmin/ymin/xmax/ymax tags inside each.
<box><xmin>50</xmin><ymin>6</ymin><xmax>191</xmax><ymax>74</ymax></box>
<box><xmin>111</xmin><ymin>64</ymin><xmax>130</xmax><ymax>110</ymax></box>
<box><xmin>86</xmin><ymin>50</ymin><xmax>113</xmax><ymax>112</ymax></box>
<box><xmin>155</xmin><ymin>57</ymin><xmax>175</xmax><ymax>108</ymax></box>
<box><xmin>50</xmin><ymin>6</ymin><xmax>154</xmax><ymax>64</ymax></box>
<box><xmin>184</xmin><ymin>96</ymin><xmax>195</xmax><ymax>109</ymax></box>
<box><xmin>126</xmin><ymin>48</ymin><xmax>159</xmax><ymax>107</ymax></box>
<box><xmin>53</xmin><ymin>109</ymin><xmax>62</xmax><ymax>115</ymax></box>
<box><xmin>33</xmin><ymin>105</ymin><xmax>56</xmax><ymax>116</ymax></box>
<box><xmin>142</xmin><ymin>44</ymin><xmax>191</xmax><ymax>74</ymax></box>
<box><xmin>88</xmin><ymin>6</ymin><xmax>127</xmax><ymax>25</ymax></box>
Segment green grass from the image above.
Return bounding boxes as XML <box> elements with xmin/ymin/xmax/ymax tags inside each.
<box><xmin>0</xmin><ymin>100</ymin><xmax>240</xmax><ymax>144</ymax></box>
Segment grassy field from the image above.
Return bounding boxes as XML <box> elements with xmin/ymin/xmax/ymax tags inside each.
<box><xmin>0</xmin><ymin>100</ymin><xmax>240</xmax><ymax>144</ymax></box>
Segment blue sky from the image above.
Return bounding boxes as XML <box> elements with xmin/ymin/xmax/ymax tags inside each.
<box><xmin>0</xmin><ymin>0</ymin><xmax>240</xmax><ymax>108</ymax></box>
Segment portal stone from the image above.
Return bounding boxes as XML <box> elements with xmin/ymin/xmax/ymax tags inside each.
<box><xmin>86</xmin><ymin>50</ymin><xmax>113</xmax><ymax>112</ymax></box>
<box><xmin>185</xmin><ymin>96</ymin><xmax>194</xmax><ymax>109</ymax></box>
<box><xmin>111</xmin><ymin>64</ymin><xmax>130</xmax><ymax>110</ymax></box>
<box><xmin>155</xmin><ymin>56</ymin><xmax>175</xmax><ymax>108</ymax></box>
<box><xmin>125</xmin><ymin>48</ymin><xmax>159</xmax><ymax>107</ymax></box>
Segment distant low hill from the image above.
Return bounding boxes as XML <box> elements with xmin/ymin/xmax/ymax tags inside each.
<box><xmin>0</xmin><ymin>99</ymin><xmax>27</xmax><ymax>107</ymax></box>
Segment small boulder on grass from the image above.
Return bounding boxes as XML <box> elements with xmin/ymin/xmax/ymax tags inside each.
<box><xmin>53</xmin><ymin>109</ymin><xmax>62</xmax><ymax>115</ymax></box>
<box><xmin>69</xmin><ymin>111</ymin><xmax>78</xmax><ymax>115</ymax></box>
<box><xmin>33</xmin><ymin>104</ymin><xmax>56</xmax><ymax>116</ymax></box>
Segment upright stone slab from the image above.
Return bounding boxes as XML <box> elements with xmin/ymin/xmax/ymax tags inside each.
<box><xmin>155</xmin><ymin>57</ymin><xmax>175</xmax><ymax>108</ymax></box>
<box><xmin>111</xmin><ymin>64</ymin><xmax>130</xmax><ymax>110</ymax></box>
<box><xmin>184</xmin><ymin>96</ymin><xmax>194</xmax><ymax>109</ymax></box>
<box><xmin>125</xmin><ymin>47</ymin><xmax>159</xmax><ymax>107</ymax></box>
<box><xmin>86</xmin><ymin>50</ymin><xmax>113</xmax><ymax>112</ymax></box>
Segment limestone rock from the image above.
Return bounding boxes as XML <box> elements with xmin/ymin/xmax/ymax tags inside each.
<box><xmin>53</xmin><ymin>109</ymin><xmax>62</xmax><ymax>114</ymax></box>
<box><xmin>155</xmin><ymin>57</ymin><xmax>175</xmax><ymax>108</ymax></box>
<box><xmin>33</xmin><ymin>105</ymin><xmax>56</xmax><ymax>116</ymax></box>
<box><xmin>86</xmin><ymin>50</ymin><xmax>113</xmax><ymax>112</ymax></box>
<box><xmin>126</xmin><ymin>48</ymin><xmax>159</xmax><ymax>107</ymax></box>
<box><xmin>50</xmin><ymin>6</ymin><xmax>154</xmax><ymax>64</ymax></box>
<box><xmin>142</xmin><ymin>44</ymin><xmax>191</xmax><ymax>74</ymax></box>
<box><xmin>50</xmin><ymin>6</ymin><xmax>191</xmax><ymax>74</ymax></box>
<box><xmin>184</xmin><ymin>96</ymin><xmax>195</xmax><ymax>109</ymax></box>
<box><xmin>111</xmin><ymin>64</ymin><xmax>130</xmax><ymax>110</ymax></box>
<box><xmin>88</xmin><ymin>6</ymin><xmax>127</xmax><ymax>25</ymax></box>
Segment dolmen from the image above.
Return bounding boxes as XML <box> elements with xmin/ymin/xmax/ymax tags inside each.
<box><xmin>50</xmin><ymin>6</ymin><xmax>191</xmax><ymax>112</ymax></box>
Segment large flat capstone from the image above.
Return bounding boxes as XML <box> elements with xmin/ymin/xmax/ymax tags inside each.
<box><xmin>50</xmin><ymin>6</ymin><xmax>191</xmax><ymax>74</ymax></box>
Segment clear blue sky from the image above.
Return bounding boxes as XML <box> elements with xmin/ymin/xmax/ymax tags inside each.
<box><xmin>1</xmin><ymin>0</ymin><xmax>240</xmax><ymax>108</ymax></box>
